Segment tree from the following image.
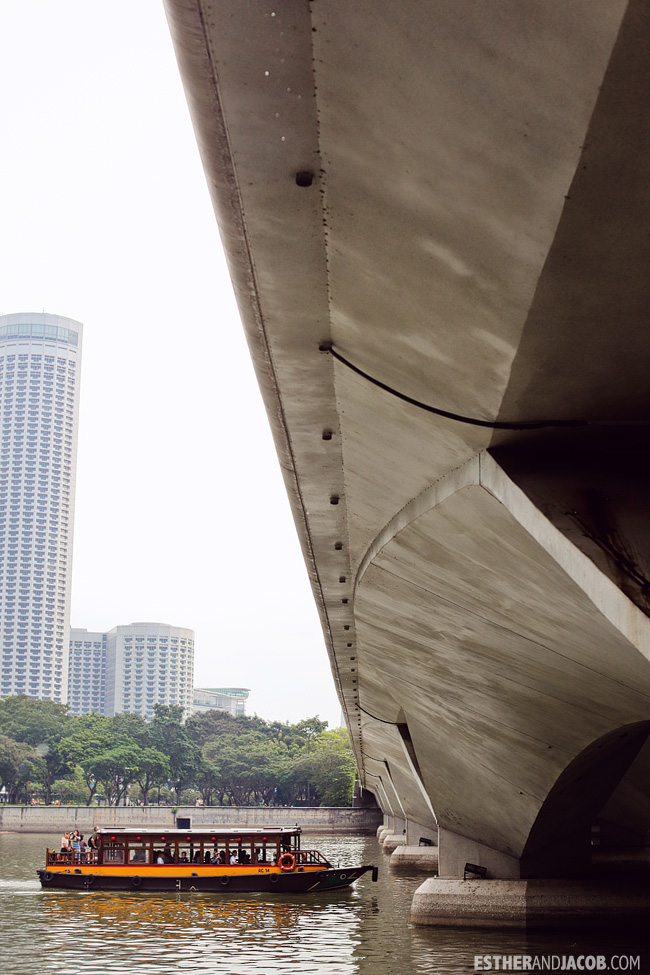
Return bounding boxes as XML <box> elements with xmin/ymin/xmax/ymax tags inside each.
<box><xmin>0</xmin><ymin>695</ymin><xmax>70</xmax><ymax>744</ymax></box>
<box><xmin>0</xmin><ymin>696</ymin><xmax>72</xmax><ymax>803</ymax></box>
<box><xmin>185</xmin><ymin>710</ymin><xmax>245</xmax><ymax>747</ymax></box>
<box><xmin>194</xmin><ymin>749</ymin><xmax>222</xmax><ymax>806</ymax></box>
<box><xmin>90</xmin><ymin>744</ymin><xmax>141</xmax><ymax>806</ymax></box>
<box><xmin>132</xmin><ymin>747</ymin><xmax>170</xmax><ymax>806</ymax></box>
<box><xmin>292</xmin><ymin>717</ymin><xmax>329</xmax><ymax>746</ymax></box>
<box><xmin>151</xmin><ymin>705</ymin><xmax>200</xmax><ymax>803</ymax></box>
<box><xmin>112</xmin><ymin>711</ymin><xmax>150</xmax><ymax>747</ymax></box>
<box><xmin>203</xmin><ymin>732</ymin><xmax>291</xmax><ymax>806</ymax></box>
<box><xmin>302</xmin><ymin>728</ymin><xmax>357</xmax><ymax>806</ymax></box>
<box><xmin>0</xmin><ymin>734</ymin><xmax>45</xmax><ymax>803</ymax></box>
<box><xmin>60</xmin><ymin>714</ymin><xmax>118</xmax><ymax>804</ymax></box>
<box><xmin>51</xmin><ymin>771</ymin><xmax>88</xmax><ymax>805</ymax></box>
<box><xmin>60</xmin><ymin>714</ymin><xmax>140</xmax><ymax>805</ymax></box>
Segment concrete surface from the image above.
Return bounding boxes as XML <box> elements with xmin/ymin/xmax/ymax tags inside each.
<box><xmin>381</xmin><ymin>833</ymin><xmax>406</xmax><ymax>854</ymax></box>
<box><xmin>409</xmin><ymin>878</ymin><xmax>650</xmax><ymax>929</ymax></box>
<box><xmin>163</xmin><ymin>0</ymin><xmax>650</xmax><ymax>893</ymax></box>
<box><xmin>390</xmin><ymin>845</ymin><xmax>439</xmax><ymax>873</ymax></box>
<box><xmin>0</xmin><ymin>805</ymin><xmax>382</xmax><ymax>834</ymax></box>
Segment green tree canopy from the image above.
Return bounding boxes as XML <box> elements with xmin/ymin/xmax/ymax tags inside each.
<box><xmin>0</xmin><ymin>696</ymin><xmax>72</xmax><ymax>803</ymax></box>
<box><xmin>0</xmin><ymin>734</ymin><xmax>45</xmax><ymax>803</ymax></box>
<box><xmin>151</xmin><ymin>705</ymin><xmax>201</xmax><ymax>803</ymax></box>
<box><xmin>0</xmin><ymin>696</ymin><xmax>357</xmax><ymax>808</ymax></box>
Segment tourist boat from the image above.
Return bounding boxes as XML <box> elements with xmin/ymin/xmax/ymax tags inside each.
<box><xmin>37</xmin><ymin>825</ymin><xmax>378</xmax><ymax>893</ymax></box>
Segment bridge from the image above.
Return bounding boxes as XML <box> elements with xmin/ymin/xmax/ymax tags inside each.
<box><xmin>164</xmin><ymin>0</ymin><xmax>650</xmax><ymax>924</ymax></box>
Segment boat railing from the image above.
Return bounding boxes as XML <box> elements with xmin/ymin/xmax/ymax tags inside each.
<box><xmin>295</xmin><ymin>849</ymin><xmax>331</xmax><ymax>866</ymax></box>
<box><xmin>46</xmin><ymin>850</ymin><xmax>99</xmax><ymax>866</ymax></box>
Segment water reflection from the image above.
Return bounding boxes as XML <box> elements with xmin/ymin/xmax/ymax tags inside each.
<box><xmin>0</xmin><ymin>832</ymin><xmax>647</xmax><ymax>975</ymax></box>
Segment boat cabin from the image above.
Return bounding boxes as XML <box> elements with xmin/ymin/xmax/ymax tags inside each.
<box><xmin>47</xmin><ymin>826</ymin><xmax>332</xmax><ymax>869</ymax></box>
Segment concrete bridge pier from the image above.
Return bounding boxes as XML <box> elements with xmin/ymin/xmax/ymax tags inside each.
<box><xmin>410</xmin><ymin>827</ymin><xmax>650</xmax><ymax>928</ymax></box>
<box><xmin>437</xmin><ymin>828</ymin><xmax>520</xmax><ymax>880</ymax></box>
<box><xmin>390</xmin><ymin>844</ymin><xmax>439</xmax><ymax>873</ymax></box>
<box><xmin>375</xmin><ymin>815</ymin><xmax>439</xmax><ymax>873</ymax></box>
<box><xmin>405</xmin><ymin>820</ymin><xmax>437</xmax><ymax>848</ymax></box>
<box><xmin>375</xmin><ymin>810</ymin><xmax>407</xmax><ymax>851</ymax></box>
<box><xmin>388</xmin><ymin>819</ymin><xmax>439</xmax><ymax>871</ymax></box>
<box><xmin>378</xmin><ymin>815</ymin><xmax>438</xmax><ymax>860</ymax></box>
<box><xmin>409</xmin><ymin>877</ymin><xmax>650</xmax><ymax>929</ymax></box>
<box><xmin>378</xmin><ymin>814</ymin><xmax>405</xmax><ymax>838</ymax></box>
<box><xmin>382</xmin><ymin>834</ymin><xmax>405</xmax><ymax>853</ymax></box>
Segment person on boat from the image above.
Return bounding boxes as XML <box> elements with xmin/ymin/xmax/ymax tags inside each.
<box><xmin>210</xmin><ymin>850</ymin><xmax>219</xmax><ymax>864</ymax></box>
<box><xmin>60</xmin><ymin>832</ymin><xmax>70</xmax><ymax>855</ymax></box>
<box><xmin>218</xmin><ymin>850</ymin><xmax>226</xmax><ymax>865</ymax></box>
<box><xmin>78</xmin><ymin>834</ymin><xmax>87</xmax><ymax>863</ymax></box>
<box><xmin>71</xmin><ymin>830</ymin><xmax>81</xmax><ymax>860</ymax></box>
<box><xmin>87</xmin><ymin>827</ymin><xmax>100</xmax><ymax>863</ymax></box>
<box><xmin>229</xmin><ymin>851</ymin><xmax>237</xmax><ymax>865</ymax></box>
<box><xmin>179</xmin><ymin>852</ymin><xmax>189</xmax><ymax>863</ymax></box>
<box><xmin>156</xmin><ymin>851</ymin><xmax>165</xmax><ymax>864</ymax></box>
<box><xmin>163</xmin><ymin>846</ymin><xmax>174</xmax><ymax>863</ymax></box>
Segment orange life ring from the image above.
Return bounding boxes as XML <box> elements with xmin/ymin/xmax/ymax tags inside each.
<box><xmin>279</xmin><ymin>853</ymin><xmax>296</xmax><ymax>872</ymax></box>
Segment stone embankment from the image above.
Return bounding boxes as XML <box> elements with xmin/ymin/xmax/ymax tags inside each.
<box><xmin>0</xmin><ymin>805</ymin><xmax>382</xmax><ymax>834</ymax></box>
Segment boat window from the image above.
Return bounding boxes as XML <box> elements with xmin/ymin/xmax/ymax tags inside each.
<box><xmin>103</xmin><ymin>844</ymin><xmax>125</xmax><ymax>865</ymax></box>
<box><xmin>204</xmin><ymin>843</ymin><xmax>227</xmax><ymax>864</ymax></box>
<box><xmin>129</xmin><ymin>847</ymin><xmax>149</xmax><ymax>864</ymax></box>
<box><xmin>177</xmin><ymin>843</ymin><xmax>194</xmax><ymax>864</ymax></box>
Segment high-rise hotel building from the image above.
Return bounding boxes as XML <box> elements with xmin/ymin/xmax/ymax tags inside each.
<box><xmin>0</xmin><ymin>313</ymin><xmax>82</xmax><ymax>703</ymax></box>
<box><xmin>68</xmin><ymin>622</ymin><xmax>195</xmax><ymax>720</ymax></box>
<box><xmin>105</xmin><ymin>622</ymin><xmax>195</xmax><ymax>720</ymax></box>
<box><xmin>67</xmin><ymin>628</ymin><xmax>107</xmax><ymax>716</ymax></box>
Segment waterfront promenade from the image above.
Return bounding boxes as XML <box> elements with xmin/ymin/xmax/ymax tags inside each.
<box><xmin>0</xmin><ymin>804</ymin><xmax>382</xmax><ymax>834</ymax></box>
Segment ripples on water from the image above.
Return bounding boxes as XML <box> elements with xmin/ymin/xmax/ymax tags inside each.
<box><xmin>0</xmin><ymin>832</ymin><xmax>646</xmax><ymax>975</ymax></box>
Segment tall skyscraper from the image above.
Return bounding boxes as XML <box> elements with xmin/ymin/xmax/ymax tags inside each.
<box><xmin>68</xmin><ymin>628</ymin><xmax>107</xmax><ymax>716</ymax></box>
<box><xmin>0</xmin><ymin>312</ymin><xmax>82</xmax><ymax>703</ymax></box>
<box><xmin>104</xmin><ymin>622</ymin><xmax>195</xmax><ymax>720</ymax></box>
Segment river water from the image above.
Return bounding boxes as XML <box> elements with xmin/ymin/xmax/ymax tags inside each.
<box><xmin>0</xmin><ymin>832</ymin><xmax>646</xmax><ymax>974</ymax></box>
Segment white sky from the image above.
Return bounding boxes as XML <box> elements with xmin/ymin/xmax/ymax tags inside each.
<box><xmin>0</xmin><ymin>1</ymin><xmax>342</xmax><ymax>727</ymax></box>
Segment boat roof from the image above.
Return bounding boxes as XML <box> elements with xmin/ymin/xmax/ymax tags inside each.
<box><xmin>96</xmin><ymin>826</ymin><xmax>301</xmax><ymax>838</ymax></box>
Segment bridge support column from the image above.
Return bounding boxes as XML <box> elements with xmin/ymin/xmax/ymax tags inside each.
<box><xmin>437</xmin><ymin>828</ymin><xmax>520</xmax><ymax>880</ymax></box>
<box><xmin>390</xmin><ymin>844</ymin><xmax>439</xmax><ymax>872</ymax></box>
<box><xmin>405</xmin><ymin>820</ymin><xmax>437</xmax><ymax>847</ymax></box>
<box><xmin>409</xmin><ymin>878</ymin><xmax>650</xmax><ymax>929</ymax></box>
<box><xmin>409</xmin><ymin>829</ymin><xmax>650</xmax><ymax>928</ymax></box>
<box><xmin>388</xmin><ymin>819</ymin><xmax>439</xmax><ymax>869</ymax></box>
<box><xmin>380</xmin><ymin>814</ymin><xmax>407</xmax><ymax>853</ymax></box>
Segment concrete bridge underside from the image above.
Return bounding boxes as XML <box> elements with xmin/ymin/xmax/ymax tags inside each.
<box><xmin>165</xmin><ymin>0</ymin><xmax>650</xmax><ymax>911</ymax></box>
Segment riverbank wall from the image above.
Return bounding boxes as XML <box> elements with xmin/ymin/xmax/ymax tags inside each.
<box><xmin>0</xmin><ymin>805</ymin><xmax>382</xmax><ymax>834</ymax></box>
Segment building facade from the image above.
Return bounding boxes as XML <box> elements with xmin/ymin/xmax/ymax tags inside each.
<box><xmin>67</xmin><ymin>628</ymin><xmax>107</xmax><ymax>716</ymax></box>
<box><xmin>192</xmin><ymin>686</ymin><xmax>249</xmax><ymax>717</ymax></box>
<box><xmin>0</xmin><ymin>313</ymin><xmax>82</xmax><ymax>703</ymax></box>
<box><xmin>104</xmin><ymin>622</ymin><xmax>194</xmax><ymax>720</ymax></box>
